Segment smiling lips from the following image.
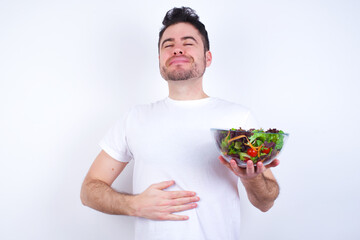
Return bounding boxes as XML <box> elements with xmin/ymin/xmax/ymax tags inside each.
<box><xmin>167</xmin><ymin>56</ymin><xmax>192</xmax><ymax>66</ymax></box>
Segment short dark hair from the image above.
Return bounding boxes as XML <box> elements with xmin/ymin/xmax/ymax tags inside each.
<box><xmin>158</xmin><ymin>7</ymin><xmax>210</xmax><ymax>52</ymax></box>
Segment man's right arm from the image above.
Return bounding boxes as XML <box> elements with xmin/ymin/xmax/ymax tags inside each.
<box><xmin>80</xmin><ymin>150</ymin><xmax>200</xmax><ymax>220</ymax></box>
<box><xmin>80</xmin><ymin>150</ymin><xmax>134</xmax><ymax>215</ymax></box>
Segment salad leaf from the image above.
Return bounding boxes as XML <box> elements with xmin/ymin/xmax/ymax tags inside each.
<box><xmin>239</xmin><ymin>152</ymin><xmax>250</xmax><ymax>161</ymax></box>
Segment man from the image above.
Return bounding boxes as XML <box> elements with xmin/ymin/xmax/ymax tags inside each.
<box><xmin>81</xmin><ymin>7</ymin><xmax>279</xmax><ymax>239</ymax></box>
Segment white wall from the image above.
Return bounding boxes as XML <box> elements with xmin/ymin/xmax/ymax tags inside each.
<box><xmin>1</xmin><ymin>0</ymin><xmax>359</xmax><ymax>239</ymax></box>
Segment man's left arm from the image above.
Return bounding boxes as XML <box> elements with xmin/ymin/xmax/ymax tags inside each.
<box><xmin>219</xmin><ymin>156</ymin><xmax>280</xmax><ymax>212</ymax></box>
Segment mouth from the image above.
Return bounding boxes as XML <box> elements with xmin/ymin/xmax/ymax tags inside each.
<box><xmin>167</xmin><ymin>56</ymin><xmax>191</xmax><ymax>66</ymax></box>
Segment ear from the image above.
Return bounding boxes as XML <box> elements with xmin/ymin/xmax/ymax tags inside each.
<box><xmin>205</xmin><ymin>51</ymin><xmax>212</xmax><ymax>67</ymax></box>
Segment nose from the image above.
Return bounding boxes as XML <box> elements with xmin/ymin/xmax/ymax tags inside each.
<box><xmin>173</xmin><ymin>48</ymin><xmax>183</xmax><ymax>55</ymax></box>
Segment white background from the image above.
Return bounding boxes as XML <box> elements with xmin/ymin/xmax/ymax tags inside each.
<box><xmin>1</xmin><ymin>0</ymin><xmax>359</xmax><ymax>239</ymax></box>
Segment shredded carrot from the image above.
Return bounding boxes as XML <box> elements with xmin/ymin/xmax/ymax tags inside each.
<box><xmin>244</xmin><ymin>141</ymin><xmax>258</xmax><ymax>151</ymax></box>
<box><xmin>226</xmin><ymin>132</ymin><xmax>264</xmax><ymax>155</ymax></box>
<box><xmin>226</xmin><ymin>131</ymin><xmax>230</xmax><ymax>140</ymax></box>
<box><xmin>227</xmin><ymin>135</ymin><xmax>247</xmax><ymax>144</ymax></box>
<box><xmin>257</xmin><ymin>144</ymin><xmax>264</xmax><ymax>157</ymax></box>
<box><xmin>244</xmin><ymin>140</ymin><xmax>264</xmax><ymax>154</ymax></box>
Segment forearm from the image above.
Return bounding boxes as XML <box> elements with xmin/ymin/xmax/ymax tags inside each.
<box><xmin>81</xmin><ymin>179</ymin><xmax>200</xmax><ymax>221</ymax></box>
<box><xmin>240</xmin><ymin>173</ymin><xmax>279</xmax><ymax>212</ymax></box>
<box><xmin>80</xmin><ymin>178</ymin><xmax>136</xmax><ymax>216</ymax></box>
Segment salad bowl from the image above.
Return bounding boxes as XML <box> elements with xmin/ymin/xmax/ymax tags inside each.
<box><xmin>211</xmin><ymin>128</ymin><xmax>289</xmax><ymax>168</ymax></box>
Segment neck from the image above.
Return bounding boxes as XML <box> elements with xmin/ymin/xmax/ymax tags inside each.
<box><xmin>167</xmin><ymin>77</ymin><xmax>208</xmax><ymax>100</ymax></box>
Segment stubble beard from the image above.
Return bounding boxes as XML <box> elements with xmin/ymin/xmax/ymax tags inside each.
<box><xmin>160</xmin><ymin>57</ymin><xmax>206</xmax><ymax>81</ymax></box>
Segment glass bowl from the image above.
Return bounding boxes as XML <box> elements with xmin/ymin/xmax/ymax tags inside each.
<box><xmin>211</xmin><ymin>128</ymin><xmax>289</xmax><ymax>168</ymax></box>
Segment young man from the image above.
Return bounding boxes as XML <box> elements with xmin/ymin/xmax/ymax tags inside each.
<box><xmin>81</xmin><ymin>7</ymin><xmax>280</xmax><ymax>239</ymax></box>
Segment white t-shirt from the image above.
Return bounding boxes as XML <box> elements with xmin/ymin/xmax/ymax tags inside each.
<box><xmin>100</xmin><ymin>97</ymin><xmax>258</xmax><ymax>240</ymax></box>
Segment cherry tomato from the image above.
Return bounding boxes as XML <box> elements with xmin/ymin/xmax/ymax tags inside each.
<box><xmin>262</xmin><ymin>147</ymin><xmax>271</xmax><ymax>154</ymax></box>
<box><xmin>247</xmin><ymin>148</ymin><xmax>258</xmax><ymax>157</ymax></box>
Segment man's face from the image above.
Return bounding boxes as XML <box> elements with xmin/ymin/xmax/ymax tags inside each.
<box><xmin>159</xmin><ymin>22</ymin><xmax>212</xmax><ymax>81</ymax></box>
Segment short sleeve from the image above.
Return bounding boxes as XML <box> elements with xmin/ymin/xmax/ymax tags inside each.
<box><xmin>99</xmin><ymin>110</ymin><xmax>133</xmax><ymax>162</ymax></box>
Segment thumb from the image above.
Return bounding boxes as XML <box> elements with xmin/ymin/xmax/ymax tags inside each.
<box><xmin>151</xmin><ymin>180</ymin><xmax>175</xmax><ymax>190</ymax></box>
<box><xmin>266</xmin><ymin>159</ymin><xmax>280</xmax><ymax>169</ymax></box>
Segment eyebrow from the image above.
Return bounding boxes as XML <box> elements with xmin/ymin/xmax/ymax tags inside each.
<box><xmin>161</xmin><ymin>36</ymin><xmax>198</xmax><ymax>48</ymax></box>
<box><xmin>181</xmin><ymin>36</ymin><xmax>198</xmax><ymax>43</ymax></box>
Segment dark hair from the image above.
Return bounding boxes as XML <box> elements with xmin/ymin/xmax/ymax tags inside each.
<box><xmin>158</xmin><ymin>7</ymin><xmax>210</xmax><ymax>52</ymax></box>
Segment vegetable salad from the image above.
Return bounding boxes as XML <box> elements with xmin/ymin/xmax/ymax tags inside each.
<box><xmin>219</xmin><ymin>128</ymin><xmax>286</xmax><ymax>164</ymax></box>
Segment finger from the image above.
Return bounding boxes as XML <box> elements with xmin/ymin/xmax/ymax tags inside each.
<box><xmin>256</xmin><ymin>161</ymin><xmax>265</xmax><ymax>173</ymax></box>
<box><xmin>168</xmin><ymin>190</ymin><xmax>197</xmax><ymax>199</ymax></box>
<box><xmin>168</xmin><ymin>202</ymin><xmax>198</xmax><ymax>213</ymax></box>
<box><xmin>230</xmin><ymin>159</ymin><xmax>241</xmax><ymax>175</ymax></box>
<box><xmin>246</xmin><ymin>160</ymin><xmax>255</xmax><ymax>175</ymax></box>
<box><xmin>151</xmin><ymin>180</ymin><xmax>175</xmax><ymax>190</ymax></box>
<box><xmin>218</xmin><ymin>155</ymin><xmax>227</xmax><ymax>164</ymax></box>
<box><xmin>219</xmin><ymin>156</ymin><xmax>232</xmax><ymax>171</ymax></box>
<box><xmin>170</xmin><ymin>196</ymin><xmax>200</xmax><ymax>206</ymax></box>
<box><xmin>160</xmin><ymin>214</ymin><xmax>189</xmax><ymax>221</ymax></box>
<box><xmin>266</xmin><ymin>159</ymin><xmax>280</xmax><ymax>168</ymax></box>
